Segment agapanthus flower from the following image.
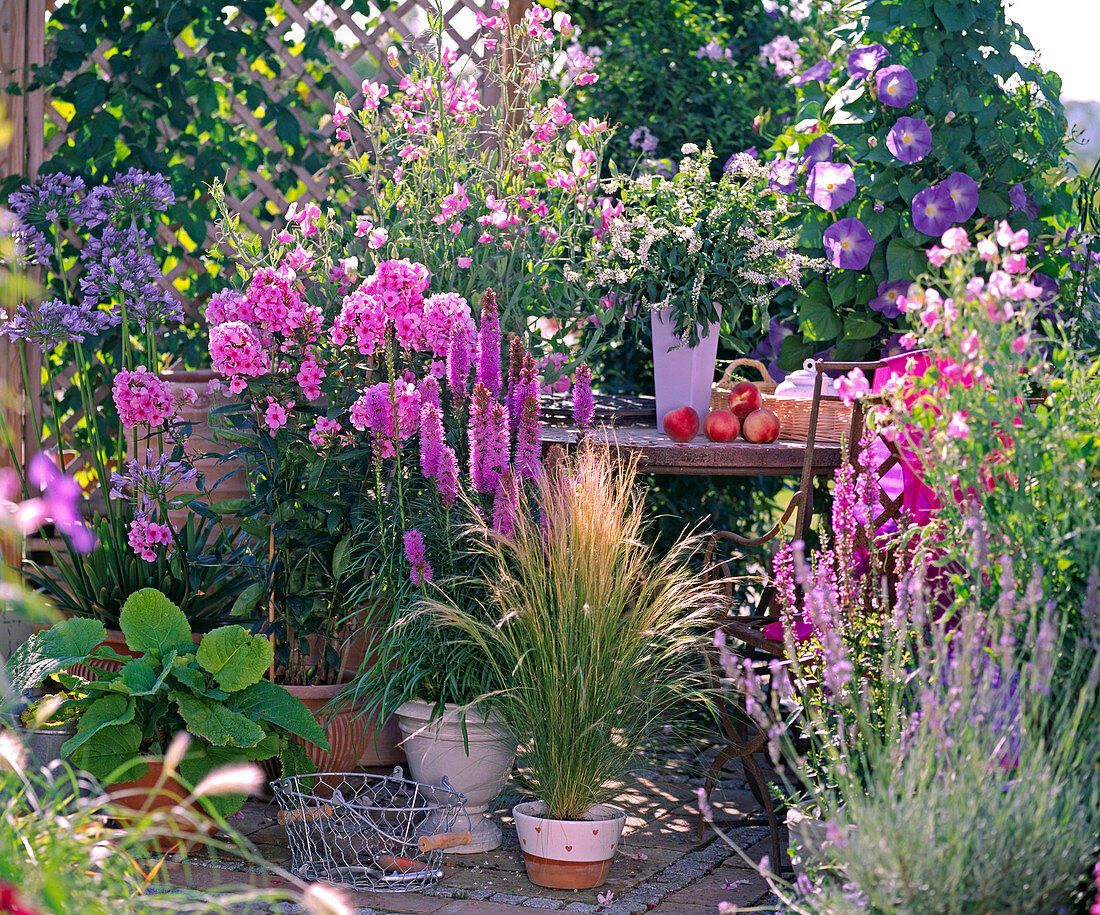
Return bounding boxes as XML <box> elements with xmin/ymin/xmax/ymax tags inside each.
<box><xmin>846</xmin><ymin>43</ymin><xmax>889</xmax><ymax>80</ymax></box>
<box><xmin>911</xmin><ymin>184</ymin><xmax>956</xmax><ymax>237</ymax></box>
<box><xmin>209</xmin><ymin>321</ymin><xmax>270</xmax><ymax>392</ymax></box>
<box><xmin>113</xmin><ymin>366</ymin><xmax>176</xmax><ymax>428</ymax></box>
<box><xmin>469</xmin><ymin>383</ymin><xmax>509</xmax><ymax>494</ymax></box>
<box><xmin>789</xmin><ymin>58</ymin><xmax>832</xmax><ymax>87</ymax></box>
<box><xmin>20</xmin><ymin>453</ymin><xmax>95</xmax><ymax>552</ymax></box>
<box><xmin>943</xmin><ymin>172</ymin><xmax>979</xmax><ymax>222</ymax></box>
<box><xmin>110</xmin><ymin>455</ymin><xmax>197</xmax><ymax>505</ymax></box>
<box><xmin>868</xmin><ymin>280</ymin><xmax>912</xmax><ymax>318</ymax></box>
<box><xmin>886</xmin><ymin>116</ymin><xmax>931</xmax><ymax>163</ymax></box>
<box><xmin>85</xmin><ymin>169</ymin><xmax>174</xmax><ymax>227</ymax></box>
<box><xmin>9</xmin><ymin>173</ymin><xmax>88</xmax><ymax>226</ymax></box>
<box><xmin>79</xmin><ymin>225</ymin><xmax>184</xmax><ymax>327</ymax></box>
<box><xmin>768</xmin><ymin>158</ymin><xmax>799</xmax><ymax>194</ymax></box>
<box><xmin>403</xmin><ymin>529</ymin><xmax>433</xmax><ymax>585</ymax></box>
<box><xmin>807</xmin><ymin>162</ymin><xmax>856</xmax><ymax>211</ymax></box>
<box><xmin>572</xmin><ymin>363</ymin><xmax>594</xmax><ymax>430</ymax></box>
<box><xmin>3</xmin><ymin>219</ymin><xmax>52</xmax><ymax>267</ymax></box>
<box><xmin>823</xmin><ymin>218</ymin><xmax>875</xmax><ymax>270</ymax></box>
<box><xmin>875</xmin><ymin>64</ymin><xmax>917</xmax><ymax>108</ymax></box>
<box><xmin>476</xmin><ymin>288</ymin><xmax>502</xmax><ymax>395</ymax></box>
<box><xmin>1</xmin><ymin>297</ymin><xmax>114</xmax><ymax>351</ymax></box>
<box><xmin>800</xmin><ymin>134</ymin><xmax>838</xmax><ymax>171</ymax></box>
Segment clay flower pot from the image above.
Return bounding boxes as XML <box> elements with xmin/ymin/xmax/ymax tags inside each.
<box><xmin>285</xmin><ymin>681</ymin><xmax>405</xmax><ymax>771</ymax></box>
<box><xmin>513</xmin><ymin>800</ymin><xmax>627</xmax><ymax>890</ymax></box>
<box><xmin>109</xmin><ymin>760</ymin><xmax>214</xmax><ymax>854</ymax></box>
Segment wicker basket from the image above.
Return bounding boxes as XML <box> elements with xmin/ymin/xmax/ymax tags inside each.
<box><xmin>711</xmin><ymin>358</ymin><xmax>854</xmax><ymax>445</ymax></box>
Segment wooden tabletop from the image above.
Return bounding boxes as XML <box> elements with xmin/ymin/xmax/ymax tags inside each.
<box><xmin>541</xmin><ymin>424</ymin><xmax>844</xmax><ymax>477</ymax></box>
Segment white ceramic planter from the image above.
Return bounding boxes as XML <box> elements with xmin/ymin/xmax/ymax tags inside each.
<box><xmin>396</xmin><ymin>700</ymin><xmax>516</xmax><ymax>853</ymax></box>
<box><xmin>513</xmin><ymin>800</ymin><xmax>627</xmax><ymax>890</ymax></box>
<box><xmin>650</xmin><ymin>306</ymin><xmax>721</xmax><ymax>428</ymax></box>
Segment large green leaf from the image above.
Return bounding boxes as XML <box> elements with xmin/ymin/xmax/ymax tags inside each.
<box><xmin>69</xmin><ymin>723</ymin><xmax>144</xmax><ymax>783</ymax></box>
<box><xmin>172</xmin><ymin>693</ymin><xmax>266</xmax><ymax>749</ymax></box>
<box><xmin>4</xmin><ymin>618</ymin><xmax>105</xmax><ymax>693</ymax></box>
<box><xmin>119</xmin><ymin>588</ymin><xmax>193</xmax><ymax>655</ymax></box>
<box><xmin>195</xmin><ymin>626</ymin><xmax>273</xmax><ymax>693</ymax></box>
<box><xmin>229</xmin><ymin>679</ymin><xmax>330</xmax><ymax>750</ymax></box>
<box><xmin>112</xmin><ymin>653</ymin><xmax>176</xmax><ymax>697</ymax></box>
<box><xmin>60</xmin><ymin>694</ymin><xmax>136</xmax><ymax>757</ymax></box>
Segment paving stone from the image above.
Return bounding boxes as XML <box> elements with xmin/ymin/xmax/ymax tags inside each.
<box><xmin>520</xmin><ymin>897</ymin><xmax>563</xmax><ymax>908</ymax></box>
<box><xmin>561</xmin><ymin>904</ymin><xmax>599</xmax><ymax>913</ymax></box>
<box><xmin>489</xmin><ymin>893</ymin><xmax>530</xmax><ymax>905</ymax></box>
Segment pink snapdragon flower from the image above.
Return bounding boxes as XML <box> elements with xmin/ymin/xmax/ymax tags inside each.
<box><xmin>113</xmin><ymin>367</ymin><xmax>176</xmax><ymax>428</ymax></box>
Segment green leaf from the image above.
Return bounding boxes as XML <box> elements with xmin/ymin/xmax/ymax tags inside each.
<box><xmin>5</xmin><ymin>618</ymin><xmax>106</xmax><ymax>693</ymax></box>
<box><xmin>844</xmin><ymin>314</ymin><xmax>883</xmax><ymax>340</ymax></box>
<box><xmin>886</xmin><ymin>237</ymin><xmax>926</xmax><ymax>282</ymax></box>
<box><xmin>115</xmin><ymin>654</ymin><xmax>176</xmax><ymax>697</ymax></box>
<box><xmin>798</xmin><ymin>296</ymin><xmax>842</xmax><ymax>342</ymax></box>
<box><xmin>230</xmin><ymin>582</ymin><xmax>264</xmax><ymax>619</ymax></box>
<box><xmin>934</xmin><ymin>0</ymin><xmax>976</xmax><ymax>32</ymax></box>
<box><xmin>61</xmin><ymin>694</ymin><xmax>136</xmax><ymax>757</ymax></box>
<box><xmin>172</xmin><ymin>693</ymin><xmax>267</xmax><ymax>748</ymax></box>
<box><xmin>332</xmin><ymin>537</ymin><xmax>352</xmax><ymax>580</ymax></box>
<box><xmin>119</xmin><ymin>588</ymin><xmax>193</xmax><ymax>655</ymax></box>
<box><xmin>228</xmin><ymin>679</ymin><xmax>330</xmax><ymax>750</ymax></box>
<box><xmin>195</xmin><ymin>626</ymin><xmax>273</xmax><ymax>692</ymax></box>
<box><xmin>69</xmin><ymin>723</ymin><xmax>143</xmax><ymax>783</ymax></box>
<box><xmin>279</xmin><ymin>739</ymin><xmax>316</xmax><ymax>783</ymax></box>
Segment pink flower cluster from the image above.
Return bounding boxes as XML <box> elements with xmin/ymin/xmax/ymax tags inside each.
<box><xmin>209</xmin><ymin>321</ymin><xmax>270</xmax><ymax>393</ymax></box>
<box><xmin>246</xmin><ymin>265</ymin><xmax>323</xmax><ymax>339</ymax></box>
<box><xmin>350</xmin><ymin>380</ymin><xmax>421</xmax><ymax>458</ymax></box>
<box><xmin>263</xmin><ymin>396</ymin><xmax>294</xmax><ymax>434</ymax></box>
<box><xmin>113</xmin><ymin>366</ymin><xmax>175</xmax><ymax>428</ymax></box>
<box><xmin>309</xmin><ymin>416</ymin><xmax>343</xmax><ymax>448</ymax></box>
<box><xmin>129</xmin><ymin>513</ymin><xmax>173</xmax><ymax>562</ymax></box>
<box><xmin>419</xmin><ymin>402</ymin><xmax>460</xmax><ymax>507</ymax></box>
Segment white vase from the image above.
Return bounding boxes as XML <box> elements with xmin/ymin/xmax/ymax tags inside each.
<box><xmin>650</xmin><ymin>306</ymin><xmax>721</xmax><ymax>428</ymax></box>
<box><xmin>513</xmin><ymin>800</ymin><xmax>627</xmax><ymax>890</ymax></box>
<box><xmin>395</xmin><ymin>700</ymin><xmax>516</xmax><ymax>853</ymax></box>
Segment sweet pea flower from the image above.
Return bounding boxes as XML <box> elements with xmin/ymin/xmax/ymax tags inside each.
<box><xmin>1011</xmin><ymin>333</ymin><xmax>1030</xmax><ymax>354</ymax></box>
<box><xmin>977</xmin><ymin>238</ymin><xmax>998</xmax><ymax>261</ymax></box>
<box><xmin>886</xmin><ymin>116</ymin><xmax>931</xmax><ymax>163</ymax></box>
<box><xmin>875</xmin><ymin>64</ymin><xmax>917</xmax><ymax>108</ymax></box>
<box><xmin>800</xmin><ymin>133</ymin><xmax>838</xmax><ymax>171</ymax></box>
<box><xmin>995</xmin><ymin>220</ymin><xmax>1029</xmax><ymax>251</ymax></box>
<box><xmin>912</xmin><ymin>184</ymin><xmax>955</xmax><ymax>237</ymax></box>
<box><xmin>961</xmin><ymin>330</ymin><xmax>980</xmax><ymax>358</ymax></box>
<box><xmin>926</xmin><ymin>246</ymin><xmax>951</xmax><ymax>266</ymax></box>
<box><xmin>553</xmin><ymin>11</ymin><xmax>573</xmax><ymax>35</ymax></box>
<box><xmin>836</xmin><ymin>368</ymin><xmax>870</xmax><ymax>406</ymax></box>
<box><xmin>846</xmin><ymin>43</ymin><xmax>890</xmax><ymax>80</ymax></box>
<box><xmin>807</xmin><ymin>162</ymin><xmax>856</xmax><ymax>211</ymax></box>
<box><xmin>457</xmin><ymin>256</ymin><xmax>472</xmax><ymax>268</ymax></box>
<box><xmin>1004</xmin><ymin>252</ymin><xmax>1028</xmax><ymax>273</ymax></box>
<box><xmin>943</xmin><ymin>172</ymin><xmax>979</xmax><ymax>222</ymax></box>
<box><xmin>940</xmin><ymin>227</ymin><xmax>970</xmax><ymax>254</ymax></box>
<box><xmin>869</xmin><ymin>280</ymin><xmax>912</xmax><ymax>318</ymax></box>
<box><xmin>946</xmin><ymin>411</ymin><xmax>970</xmax><ymax>439</ymax></box>
<box><xmin>823</xmin><ymin>217</ymin><xmax>875</xmax><ymax>270</ymax></box>
<box><xmin>368</xmin><ymin>227</ymin><xmax>389</xmax><ymax>249</ymax></box>
<box><xmin>790</xmin><ymin>58</ymin><xmax>832</xmax><ymax>87</ymax></box>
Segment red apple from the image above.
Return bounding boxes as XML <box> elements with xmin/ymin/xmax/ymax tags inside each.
<box><xmin>662</xmin><ymin>405</ymin><xmax>700</xmax><ymax>443</ymax></box>
<box><xmin>727</xmin><ymin>381</ymin><xmax>763</xmax><ymax>419</ymax></box>
<box><xmin>703</xmin><ymin>409</ymin><xmax>740</xmax><ymax>443</ymax></box>
<box><xmin>742</xmin><ymin>407</ymin><xmax>781</xmax><ymax>444</ymax></box>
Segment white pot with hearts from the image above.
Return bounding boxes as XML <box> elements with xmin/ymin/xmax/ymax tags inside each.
<box><xmin>512</xmin><ymin>800</ymin><xmax>627</xmax><ymax>890</ymax></box>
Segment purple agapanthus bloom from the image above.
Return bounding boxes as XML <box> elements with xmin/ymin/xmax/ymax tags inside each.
<box><xmin>846</xmin><ymin>43</ymin><xmax>890</xmax><ymax>80</ymax></box>
<box><xmin>9</xmin><ymin>174</ymin><xmax>89</xmax><ymax>227</ymax></box>
<box><xmin>85</xmin><ymin>169</ymin><xmax>174</xmax><ymax>227</ymax></box>
<box><xmin>4</xmin><ymin>220</ymin><xmax>53</xmax><ymax>268</ymax></box>
<box><xmin>800</xmin><ymin>133</ymin><xmax>838</xmax><ymax>171</ymax></box>
<box><xmin>823</xmin><ymin>218</ymin><xmax>875</xmax><ymax>270</ymax></box>
<box><xmin>1</xmin><ymin>297</ymin><xmax>116</xmax><ymax>352</ymax></box>
<box><xmin>886</xmin><ymin>116</ymin><xmax>932</xmax><ymax>163</ymax></box>
<box><xmin>868</xmin><ymin>280</ymin><xmax>912</xmax><ymax>319</ymax></box>
<box><xmin>78</xmin><ymin>225</ymin><xmax>184</xmax><ymax>328</ymax></box>
<box><xmin>768</xmin><ymin>158</ymin><xmax>799</xmax><ymax>194</ymax></box>
<box><xmin>25</xmin><ymin>452</ymin><xmax>95</xmax><ymax>552</ymax></box>
<box><xmin>1009</xmin><ymin>183</ymin><xmax>1039</xmax><ymax>220</ymax></box>
<box><xmin>807</xmin><ymin>162</ymin><xmax>856</xmax><ymax>211</ymax></box>
<box><xmin>911</xmin><ymin>184</ymin><xmax>956</xmax><ymax>236</ymax></box>
<box><xmin>943</xmin><ymin>172</ymin><xmax>979</xmax><ymax>222</ymax></box>
<box><xmin>109</xmin><ymin>454</ymin><xmax>197</xmax><ymax>504</ymax></box>
<box><xmin>789</xmin><ymin>58</ymin><xmax>832</xmax><ymax>87</ymax></box>
<box><xmin>875</xmin><ymin>64</ymin><xmax>917</xmax><ymax>108</ymax></box>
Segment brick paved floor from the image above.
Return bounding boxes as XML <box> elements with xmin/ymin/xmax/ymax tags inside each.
<box><xmin>162</xmin><ymin>744</ymin><xmax>787</xmax><ymax>915</ymax></box>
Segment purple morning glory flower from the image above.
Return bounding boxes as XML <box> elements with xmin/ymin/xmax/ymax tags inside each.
<box><xmin>868</xmin><ymin>280</ymin><xmax>913</xmax><ymax>319</ymax></box>
<box><xmin>912</xmin><ymin>184</ymin><xmax>956</xmax><ymax>237</ymax></box>
<box><xmin>1009</xmin><ymin>183</ymin><xmax>1039</xmax><ymax>220</ymax></box>
<box><xmin>807</xmin><ymin>162</ymin><xmax>856</xmax><ymax>211</ymax></box>
<box><xmin>790</xmin><ymin>58</ymin><xmax>832</xmax><ymax>87</ymax></box>
<box><xmin>768</xmin><ymin>159</ymin><xmax>799</xmax><ymax>194</ymax></box>
<box><xmin>823</xmin><ymin>217</ymin><xmax>875</xmax><ymax>270</ymax></box>
<box><xmin>846</xmin><ymin>43</ymin><xmax>890</xmax><ymax>80</ymax></box>
<box><xmin>1031</xmin><ymin>271</ymin><xmax>1059</xmax><ymax>306</ymax></box>
<box><xmin>801</xmin><ymin>134</ymin><xmax>839</xmax><ymax>171</ymax></box>
<box><xmin>886</xmin><ymin>117</ymin><xmax>932</xmax><ymax>164</ymax></box>
<box><xmin>26</xmin><ymin>453</ymin><xmax>96</xmax><ymax>553</ymax></box>
<box><xmin>875</xmin><ymin>64</ymin><xmax>917</xmax><ymax>108</ymax></box>
<box><xmin>943</xmin><ymin>172</ymin><xmax>979</xmax><ymax>222</ymax></box>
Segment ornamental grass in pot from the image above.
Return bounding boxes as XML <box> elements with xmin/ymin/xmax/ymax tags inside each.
<box><xmin>424</xmin><ymin>444</ymin><xmax>720</xmax><ymax>889</ymax></box>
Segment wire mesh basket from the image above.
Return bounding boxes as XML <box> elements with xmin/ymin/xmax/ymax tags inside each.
<box><xmin>271</xmin><ymin>767</ymin><xmax>472</xmax><ymax>892</ymax></box>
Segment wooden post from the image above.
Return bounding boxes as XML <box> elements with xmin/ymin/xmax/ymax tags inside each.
<box><xmin>0</xmin><ymin>0</ymin><xmax>45</xmax><ymax>657</ymax></box>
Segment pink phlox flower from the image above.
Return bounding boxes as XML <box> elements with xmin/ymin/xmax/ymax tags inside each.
<box><xmin>245</xmin><ymin>264</ymin><xmax>310</xmax><ymax>336</ymax></box>
<box><xmin>995</xmin><ymin>220</ymin><xmax>1028</xmax><ymax>251</ymax></box>
<box><xmin>1003</xmin><ymin>252</ymin><xmax>1027</xmax><ymax>274</ymax></box>
<box><xmin>835</xmin><ymin>368</ymin><xmax>870</xmax><ymax>407</ymax></box>
<box><xmin>113</xmin><ymin>366</ymin><xmax>176</xmax><ymax>428</ymax></box>
<box><xmin>296</xmin><ymin>355</ymin><xmax>326</xmax><ymax>401</ymax></box>
<box><xmin>308</xmin><ymin>416</ymin><xmax>342</xmax><ymax>449</ymax></box>
<box><xmin>129</xmin><ymin>514</ymin><xmax>174</xmax><ymax>563</ymax></box>
<box><xmin>403</xmin><ymin>529</ymin><xmax>434</xmax><ymax>586</ymax></box>
<box><xmin>263</xmin><ymin>396</ymin><xmax>293</xmax><ymax>433</ymax></box>
<box><xmin>205</xmin><ymin>288</ymin><xmax>252</xmax><ymax>327</ymax></box>
<box><xmin>333</xmin><ymin>288</ymin><xmax>387</xmax><ymax>355</ymax></box>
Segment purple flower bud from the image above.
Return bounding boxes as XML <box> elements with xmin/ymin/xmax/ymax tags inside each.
<box><xmin>846</xmin><ymin>42</ymin><xmax>890</xmax><ymax>80</ymax></box>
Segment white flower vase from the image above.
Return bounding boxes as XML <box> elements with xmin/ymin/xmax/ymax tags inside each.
<box><xmin>650</xmin><ymin>306</ymin><xmax>721</xmax><ymax>428</ymax></box>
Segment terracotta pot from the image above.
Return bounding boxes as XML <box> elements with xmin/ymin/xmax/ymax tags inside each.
<box><xmin>109</xmin><ymin>759</ymin><xmax>214</xmax><ymax>854</ymax></box>
<box><xmin>396</xmin><ymin>699</ymin><xmax>516</xmax><ymax>853</ymax></box>
<box><xmin>134</xmin><ymin>369</ymin><xmax>249</xmax><ymax>529</ymax></box>
<box><xmin>284</xmin><ymin>681</ymin><xmax>405</xmax><ymax>772</ymax></box>
<box><xmin>651</xmin><ymin>305</ymin><xmax>720</xmax><ymax>428</ymax></box>
<box><xmin>513</xmin><ymin>800</ymin><xmax>627</xmax><ymax>890</ymax></box>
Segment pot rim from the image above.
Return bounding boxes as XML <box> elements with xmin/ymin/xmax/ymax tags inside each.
<box><xmin>395</xmin><ymin>698</ymin><xmax>509</xmax><ymax>730</ymax></box>
<box><xmin>513</xmin><ymin>799</ymin><xmax>627</xmax><ymax>825</ymax></box>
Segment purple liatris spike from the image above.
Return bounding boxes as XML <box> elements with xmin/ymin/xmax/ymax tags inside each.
<box><xmin>572</xmin><ymin>362</ymin><xmax>594</xmax><ymax>429</ymax></box>
<box><xmin>475</xmin><ymin>288</ymin><xmax>502</xmax><ymax>395</ymax></box>
<box><xmin>447</xmin><ymin>325</ymin><xmax>472</xmax><ymax>403</ymax></box>
<box><xmin>469</xmin><ymin>382</ymin><xmax>510</xmax><ymax>493</ymax></box>
<box><xmin>419</xmin><ymin>374</ymin><xmax>441</xmax><ymax>413</ymax></box>
<box><xmin>506</xmin><ymin>335</ymin><xmax>525</xmax><ymax>430</ymax></box>
<box><xmin>420</xmin><ymin>402</ymin><xmax>447</xmax><ymax>479</ymax></box>
<box><xmin>403</xmin><ymin>529</ymin><xmax>433</xmax><ymax>586</ymax></box>
<box><xmin>491</xmin><ymin>468</ymin><xmax>520</xmax><ymax>537</ymax></box>
<box><xmin>515</xmin><ymin>394</ymin><xmax>542</xmax><ymax>481</ymax></box>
